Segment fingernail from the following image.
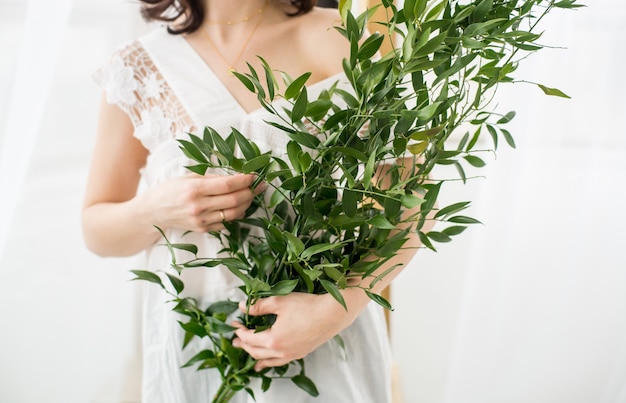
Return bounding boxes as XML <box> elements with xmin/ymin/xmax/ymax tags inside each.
<box><xmin>232</xmin><ymin>339</ymin><xmax>241</xmax><ymax>348</ymax></box>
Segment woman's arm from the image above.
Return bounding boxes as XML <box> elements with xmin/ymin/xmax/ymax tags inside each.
<box><xmin>82</xmin><ymin>96</ymin><xmax>266</xmax><ymax>257</ymax></box>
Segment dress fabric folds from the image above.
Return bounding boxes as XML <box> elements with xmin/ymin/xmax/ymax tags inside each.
<box><xmin>95</xmin><ymin>28</ymin><xmax>392</xmax><ymax>403</ymax></box>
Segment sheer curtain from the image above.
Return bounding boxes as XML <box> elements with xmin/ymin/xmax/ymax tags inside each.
<box><xmin>391</xmin><ymin>2</ymin><xmax>626</xmax><ymax>403</ymax></box>
<box><xmin>0</xmin><ymin>1</ymin><xmax>147</xmax><ymax>402</ymax></box>
<box><xmin>1</xmin><ymin>1</ymin><xmax>624</xmax><ymax>403</ymax></box>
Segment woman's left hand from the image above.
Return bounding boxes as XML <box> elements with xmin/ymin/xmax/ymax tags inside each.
<box><xmin>232</xmin><ymin>292</ymin><xmax>364</xmax><ymax>371</ymax></box>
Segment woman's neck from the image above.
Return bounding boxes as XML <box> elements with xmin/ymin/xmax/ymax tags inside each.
<box><xmin>203</xmin><ymin>0</ymin><xmax>271</xmax><ymax>26</ymax></box>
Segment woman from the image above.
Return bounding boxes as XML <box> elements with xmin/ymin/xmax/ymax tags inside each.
<box><xmin>83</xmin><ymin>1</ymin><xmax>418</xmax><ymax>401</ymax></box>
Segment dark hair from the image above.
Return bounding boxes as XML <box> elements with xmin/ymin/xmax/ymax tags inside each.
<box><xmin>140</xmin><ymin>0</ymin><xmax>317</xmax><ymax>35</ymax></box>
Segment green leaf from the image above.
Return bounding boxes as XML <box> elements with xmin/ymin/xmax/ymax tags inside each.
<box><xmin>298</xmin><ymin>151</ymin><xmax>312</xmax><ymax>172</ymax></box>
<box><xmin>305</xmin><ymin>99</ymin><xmax>333</xmax><ymax>120</ymax></box>
<box><xmin>422</xmin><ymin>182</ymin><xmax>442</xmax><ymax>212</ymax></box>
<box><xmin>409</xmin><ymin>125</ymin><xmax>444</xmax><ymax>140</ymax></box>
<box><xmin>250</xmin><ymin>278</ymin><xmax>272</xmax><ymax>293</ymax></box>
<box><xmin>554</xmin><ymin>0</ymin><xmax>585</xmax><ymax>9</ymax></box>
<box><xmin>226</xmin><ymin>266</ymin><xmax>252</xmax><ymax>291</ymax></box>
<box><xmin>424</xmin><ymin>0</ymin><xmax>447</xmax><ymax>21</ymax></box>
<box><xmin>261</xmin><ymin>376</ymin><xmax>272</xmax><ymax>392</ymax></box>
<box><xmin>303</xmin><ymin>268</ymin><xmax>323</xmax><ymax>282</ymax></box>
<box><xmin>426</xmin><ymin>231</ymin><xmax>452</xmax><ymax>243</ymax></box>
<box><xmin>462</xmin><ymin>36</ymin><xmax>487</xmax><ymax>49</ymax></box>
<box><xmin>365</xmin><ymin>290</ymin><xmax>394</xmax><ymax>310</ymax></box>
<box><xmin>404</xmin><ymin>0</ymin><xmax>416</xmax><ymax>21</ymax></box>
<box><xmin>281</xmin><ymin>175</ymin><xmax>303</xmax><ymax>191</ymax></box>
<box><xmin>270</xmin><ymin>279</ymin><xmax>299</xmax><ymax>295</ymax></box>
<box><xmin>182</xmin><ymin>329</ymin><xmax>194</xmax><ymax>349</ymax></box>
<box><xmin>537</xmin><ymin>84</ymin><xmax>571</xmax><ymax>99</ymax></box>
<box><xmin>179</xmin><ymin>321</ymin><xmax>207</xmax><ymax>338</ymax></box>
<box><xmin>342</xmin><ymin>189</ymin><xmax>359</xmax><ymax>217</ymax></box>
<box><xmin>464</xmin><ymin>155</ymin><xmax>486</xmax><ymax>167</ymax></box>
<box><xmin>301</xmin><ymin>242</ymin><xmax>346</xmax><ymax>260</ymax></box>
<box><xmin>269</xmin><ymin>187</ymin><xmax>287</xmax><ymax>208</ymax></box>
<box><xmin>322</xmin><ymin>266</ymin><xmax>344</xmax><ymax>282</ymax></box>
<box><xmin>285</xmin><ymin>72</ymin><xmax>311</xmax><ymax>100</ymax></box>
<box><xmin>232</xmin><ymin>128</ymin><xmax>259</xmax><ymax>160</ymax></box>
<box><xmin>231</xmin><ymin>71</ymin><xmax>255</xmax><ymax>92</ymax></box>
<box><xmin>501</xmin><ymin>128</ymin><xmax>516</xmax><ymax>148</ymax></box>
<box><xmin>448</xmin><ymin>215</ymin><xmax>482</xmax><ymax>224</ymax></box>
<box><xmin>401</xmin><ymin>194</ymin><xmax>424</xmax><ymax>209</ymax></box>
<box><xmin>486</xmin><ymin>124</ymin><xmax>499</xmax><ymax>149</ymax></box>
<box><xmin>367</xmin><ymin>215</ymin><xmax>396</xmax><ymax>230</ymax></box>
<box><xmin>320</xmin><ymin>279</ymin><xmax>347</xmax><ymax>310</ymax></box>
<box><xmin>210</xmin><ymin>129</ymin><xmax>234</xmax><ymax>164</ymax></box>
<box><xmin>293</xmin><ymin>263</ymin><xmax>314</xmax><ymax>293</ymax></box>
<box><xmin>207</xmin><ymin>300</ymin><xmax>239</xmax><ymax>316</ymax></box>
<box><xmin>434</xmin><ymin>201</ymin><xmax>471</xmax><ymax>219</ymax></box>
<box><xmin>408</xmin><ymin>141</ymin><xmax>428</xmax><ymax>155</ymax></box>
<box><xmin>291</xmin><ymin>87</ymin><xmax>309</xmax><ymax>123</ymax></box>
<box><xmin>377</xmin><ymin>235</ymin><xmax>409</xmax><ymax>258</ymax></box>
<box><xmin>170</xmin><ymin>243</ymin><xmax>199</xmax><ymax>255</ymax></box>
<box><xmin>363</xmin><ymin>151</ymin><xmax>376</xmax><ymax>189</ymax></box>
<box><xmin>242</xmin><ymin>154</ymin><xmax>271</xmax><ymax>174</ymax></box>
<box><xmin>497</xmin><ymin>111</ymin><xmax>516</xmax><ymax>124</ymax></box>
<box><xmin>286</xmin><ymin>130</ymin><xmax>320</xmax><ymax>149</ymax></box>
<box><xmin>415</xmin><ymin>32</ymin><xmax>447</xmax><ymax>57</ymax></box>
<box><xmin>357</xmin><ymin>32</ymin><xmax>384</xmax><ymax>60</ymax></box>
<box><xmin>330</xmin><ymin>146</ymin><xmax>368</xmax><ymax>162</ymax></box>
<box><xmin>472</xmin><ymin>0</ymin><xmax>493</xmax><ymax>22</ymax></box>
<box><xmin>205</xmin><ymin>317</ymin><xmax>237</xmax><ymax>333</ymax></box>
<box><xmin>258</xmin><ymin>56</ymin><xmax>278</xmax><ymax>101</ymax></box>
<box><xmin>182</xmin><ymin>349</ymin><xmax>215</xmax><ymax>368</ymax></box>
<box><xmin>184</xmin><ymin>164</ymin><xmax>209</xmax><ymax>176</ymax></box>
<box><xmin>442</xmin><ymin>225</ymin><xmax>467</xmax><ymax>236</ymax></box>
<box><xmin>165</xmin><ymin>273</ymin><xmax>184</xmax><ymax>294</ymax></box>
<box><xmin>130</xmin><ymin>270</ymin><xmax>163</xmax><ymax>288</ymax></box>
<box><xmin>416</xmin><ymin>101</ymin><xmax>442</xmax><ymax>121</ymax></box>
<box><xmin>414</xmin><ymin>0</ymin><xmax>427</xmax><ymax>18</ymax></box>
<box><xmin>178</xmin><ymin>139</ymin><xmax>208</xmax><ymax>163</ymax></box>
<box><xmin>283</xmin><ymin>231</ymin><xmax>305</xmax><ymax>257</ymax></box>
<box><xmin>291</xmin><ymin>374</ymin><xmax>319</xmax><ymax>397</ymax></box>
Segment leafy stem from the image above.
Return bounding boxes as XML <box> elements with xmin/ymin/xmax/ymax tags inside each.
<box><xmin>133</xmin><ymin>1</ymin><xmax>582</xmax><ymax>401</ymax></box>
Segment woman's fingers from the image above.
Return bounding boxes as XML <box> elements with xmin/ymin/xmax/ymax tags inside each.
<box><xmin>232</xmin><ymin>326</ymin><xmax>293</xmax><ymax>370</ymax></box>
<box><xmin>184</xmin><ymin>175</ymin><xmax>267</xmax><ymax>227</ymax></box>
<box><xmin>197</xmin><ymin>173</ymin><xmax>262</xmax><ymax>197</ymax></box>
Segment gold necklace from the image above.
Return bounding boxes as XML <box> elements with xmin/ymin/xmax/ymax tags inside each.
<box><xmin>206</xmin><ymin>0</ymin><xmax>270</xmax><ymax>25</ymax></box>
<box><xmin>202</xmin><ymin>6</ymin><xmax>267</xmax><ymax>75</ymax></box>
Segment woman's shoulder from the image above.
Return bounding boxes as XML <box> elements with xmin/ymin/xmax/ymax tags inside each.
<box><xmin>290</xmin><ymin>7</ymin><xmax>349</xmax><ymax>76</ymax></box>
<box><xmin>295</xmin><ymin>6</ymin><xmax>343</xmax><ymax>35</ymax></box>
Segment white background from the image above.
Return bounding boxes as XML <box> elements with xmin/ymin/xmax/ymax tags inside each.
<box><xmin>1</xmin><ymin>1</ymin><xmax>625</xmax><ymax>402</ymax></box>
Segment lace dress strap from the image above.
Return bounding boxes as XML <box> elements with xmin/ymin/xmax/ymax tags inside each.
<box><xmin>93</xmin><ymin>40</ymin><xmax>195</xmax><ymax>152</ymax></box>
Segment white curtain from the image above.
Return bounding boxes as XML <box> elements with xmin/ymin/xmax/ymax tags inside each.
<box><xmin>391</xmin><ymin>2</ymin><xmax>626</xmax><ymax>403</ymax></box>
<box><xmin>0</xmin><ymin>1</ymin><xmax>624</xmax><ymax>403</ymax></box>
<box><xmin>0</xmin><ymin>1</ymin><xmax>147</xmax><ymax>402</ymax></box>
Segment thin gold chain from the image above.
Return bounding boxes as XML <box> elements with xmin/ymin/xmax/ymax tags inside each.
<box><xmin>206</xmin><ymin>0</ymin><xmax>270</xmax><ymax>25</ymax></box>
<box><xmin>202</xmin><ymin>2</ymin><xmax>268</xmax><ymax>75</ymax></box>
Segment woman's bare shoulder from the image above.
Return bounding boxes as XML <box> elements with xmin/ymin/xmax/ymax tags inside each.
<box><xmin>293</xmin><ymin>7</ymin><xmax>349</xmax><ymax>76</ymax></box>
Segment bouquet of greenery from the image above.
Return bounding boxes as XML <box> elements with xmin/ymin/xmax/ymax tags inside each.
<box><xmin>131</xmin><ymin>0</ymin><xmax>582</xmax><ymax>401</ymax></box>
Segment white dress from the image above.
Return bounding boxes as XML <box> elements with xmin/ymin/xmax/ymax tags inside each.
<box><xmin>95</xmin><ymin>27</ymin><xmax>392</xmax><ymax>403</ymax></box>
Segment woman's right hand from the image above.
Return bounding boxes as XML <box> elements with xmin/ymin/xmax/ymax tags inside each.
<box><xmin>139</xmin><ymin>173</ymin><xmax>267</xmax><ymax>233</ymax></box>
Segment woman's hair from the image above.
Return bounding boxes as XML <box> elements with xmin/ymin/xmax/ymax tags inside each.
<box><xmin>139</xmin><ymin>1</ymin><xmax>317</xmax><ymax>35</ymax></box>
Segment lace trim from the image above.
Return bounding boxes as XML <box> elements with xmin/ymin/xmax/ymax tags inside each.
<box><xmin>94</xmin><ymin>40</ymin><xmax>195</xmax><ymax>151</ymax></box>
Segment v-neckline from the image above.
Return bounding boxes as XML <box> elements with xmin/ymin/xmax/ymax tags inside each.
<box><xmin>178</xmin><ymin>34</ymin><xmax>344</xmax><ymax>117</ymax></box>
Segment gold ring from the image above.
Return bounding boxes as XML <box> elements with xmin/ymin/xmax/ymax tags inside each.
<box><xmin>219</xmin><ymin>210</ymin><xmax>225</xmax><ymax>222</ymax></box>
